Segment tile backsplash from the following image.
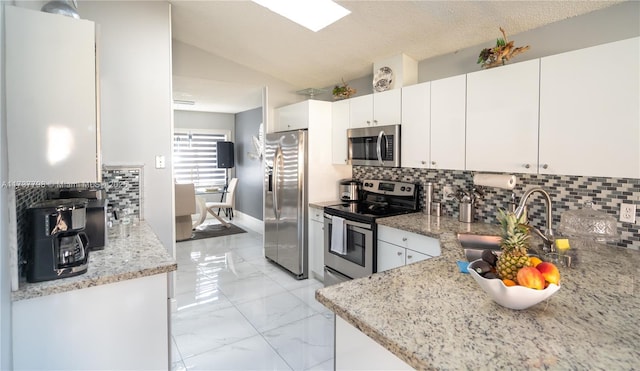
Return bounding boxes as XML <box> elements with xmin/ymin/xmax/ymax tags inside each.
<box><xmin>353</xmin><ymin>166</ymin><xmax>639</xmax><ymax>250</ymax></box>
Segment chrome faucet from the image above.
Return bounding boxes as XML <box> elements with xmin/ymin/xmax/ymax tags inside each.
<box><xmin>514</xmin><ymin>187</ymin><xmax>555</xmax><ymax>251</ymax></box>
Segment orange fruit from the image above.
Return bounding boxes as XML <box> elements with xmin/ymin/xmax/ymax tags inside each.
<box><xmin>502</xmin><ymin>279</ymin><xmax>517</xmax><ymax>287</ymax></box>
<box><xmin>529</xmin><ymin>256</ymin><xmax>543</xmax><ymax>267</ymax></box>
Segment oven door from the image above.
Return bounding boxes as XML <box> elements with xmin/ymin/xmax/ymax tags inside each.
<box><xmin>347</xmin><ymin>125</ymin><xmax>400</xmax><ymax>167</ymax></box>
<box><xmin>323</xmin><ymin>214</ymin><xmax>374</xmax><ymax>280</ymax></box>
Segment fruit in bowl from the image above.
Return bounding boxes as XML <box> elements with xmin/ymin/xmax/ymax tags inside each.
<box><xmin>467</xmin><ymin>210</ymin><xmax>561</xmax><ymax>310</ymax></box>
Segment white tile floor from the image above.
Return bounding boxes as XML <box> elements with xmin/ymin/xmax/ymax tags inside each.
<box><xmin>171</xmin><ymin>220</ymin><xmax>335</xmax><ymax>371</ymax></box>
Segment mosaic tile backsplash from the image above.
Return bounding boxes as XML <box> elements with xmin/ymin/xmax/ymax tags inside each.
<box><xmin>15</xmin><ymin>167</ymin><xmax>143</xmax><ymax>277</ymax></box>
<box><xmin>353</xmin><ymin>166</ymin><xmax>639</xmax><ymax>250</ymax></box>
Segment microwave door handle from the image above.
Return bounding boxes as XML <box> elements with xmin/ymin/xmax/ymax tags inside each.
<box><xmin>376</xmin><ymin>131</ymin><xmax>385</xmax><ymax>166</ymax></box>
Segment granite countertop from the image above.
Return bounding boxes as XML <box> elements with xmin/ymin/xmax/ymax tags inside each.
<box><xmin>12</xmin><ymin>221</ymin><xmax>177</xmax><ymax>301</ymax></box>
<box><xmin>316</xmin><ymin>213</ymin><xmax>640</xmax><ymax>370</ymax></box>
<box><xmin>309</xmin><ymin>200</ymin><xmax>342</xmax><ymax>210</ymax></box>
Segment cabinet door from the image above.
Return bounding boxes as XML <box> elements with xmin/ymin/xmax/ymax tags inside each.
<box><xmin>331</xmin><ymin>99</ymin><xmax>350</xmax><ymax>165</ymax></box>
<box><xmin>349</xmin><ymin>95</ymin><xmax>373</xmax><ymax>128</ymax></box>
<box><xmin>275</xmin><ymin>101</ymin><xmax>309</xmax><ymax>131</ymax></box>
<box><xmin>431</xmin><ymin>75</ymin><xmax>466</xmax><ymax>170</ymax></box>
<box><xmin>539</xmin><ymin>37</ymin><xmax>639</xmax><ymax>178</ymax></box>
<box><xmin>466</xmin><ymin>59</ymin><xmax>540</xmax><ymax>173</ymax></box>
<box><xmin>308</xmin><ymin>217</ymin><xmax>325</xmax><ymax>280</ymax></box>
<box><xmin>401</xmin><ymin>82</ymin><xmax>430</xmax><ymax>168</ymax></box>
<box><xmin>6</xmin><ymin>6</ymin><xmax>98</xmax><ymax>183</ymax></box>
<box><xmin>405</xmin><ymin>249</ymin><xmax>431</xmax><ymax>265</ymax></box>
<box><xmin>373</xmin><ymin>89</ymin><xmax>402</xmax><ymax>126</ymax></box>
<box><xmin>376</xmin><ymin>240</ymin><xmax>406</xmax><ymax>273</ymax></box>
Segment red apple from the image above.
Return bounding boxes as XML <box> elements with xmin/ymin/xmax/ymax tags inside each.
<box><xmin>536</xmin><ymin>262</ymin><xmax>560</xmax><ymax>285</ymax></box>
<box><xmin>517</xmin><ymin>267</ymin><xmax>546</xmax><ymax>290</ymax></box>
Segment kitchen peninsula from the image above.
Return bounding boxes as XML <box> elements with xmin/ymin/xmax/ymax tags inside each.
<box><xmin>316</xmin><ymin>213</ymin><xmax>640</xmax><ymax>370</ymax></box>
<box><xmin>12</xmin><ymin>221</ymin><xmax>176</xmax><ymax>370</ymax></box>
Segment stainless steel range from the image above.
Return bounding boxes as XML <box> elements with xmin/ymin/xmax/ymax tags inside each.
<box><xmin>323</xmin><ymin>179</ymin><xmax>419</xmax><ymax>286</ymax></box>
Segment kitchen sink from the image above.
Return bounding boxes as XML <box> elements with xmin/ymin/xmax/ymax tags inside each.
<box><xmin>457</xmin><ymin>233</ymin><xmax>502</xmax><ymax>261</ymax></box>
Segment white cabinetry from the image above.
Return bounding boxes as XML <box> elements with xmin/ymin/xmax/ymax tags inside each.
<box><xmin>377</xmin><ymin>225</ymin><xmax>440</xmax><ymax>273</ymax></box>
<box><xmin>431</xmin><ymin>75</ymin><xmax>467</xmax><ymax>170</ymax></box>
<box><xmin>539</xmin><ymin>37</ymin><xmax>640</xmax><ymax>178</ymax></box>
<box><xmin>274</xmin><ymin>100</ymin><xmax>317</xmax><ymax>132</ymax></box>
<box><xmin>6</xmin><ymin>6</ymin><xmax>99</xmax><ymax>183</ymax></box>
<box><xmin>331</xmin><ymin>99</ymin><xmax>350</xmax><ymax>165</ymax></box>
<box><xmin>466</xmin><ymin>59</ymin><xmax>540</xmax><ymax>174</ymax></box>
<box><xmin>12</xmin><ymin>274</ymin><xmax>169</xmax><ymax>370</ymax></box>
<box><xmin>401</xmin><ymin>82</ymin><xmax>430</xmax><ymax>168</ymax></box>
<box><xmin>350</xmin><ymin>90</ymin><xmax>402</xmax><ymax>128</ymax></box>
<box><xmin>308</xmin><ymin>207</ymin><xmax>325</xmax><ymax>281</ymax></box>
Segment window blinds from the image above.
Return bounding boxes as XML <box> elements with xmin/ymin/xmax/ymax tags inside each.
<box><xmin>173</xmin><ymin>129</ymin><xmax>228</xmax><ymax>187</ymax></box>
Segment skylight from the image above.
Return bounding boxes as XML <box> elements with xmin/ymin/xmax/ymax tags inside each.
<box><xmin>252</xmin><ymin>0</ymin><xmax>350</xmax><ymax>32</ymax></box>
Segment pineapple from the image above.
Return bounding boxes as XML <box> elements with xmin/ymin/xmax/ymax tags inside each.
<box><xmin>496</xmin><ymin>209</ymin><xmax>531</xmax><ymax>282</ymax></box>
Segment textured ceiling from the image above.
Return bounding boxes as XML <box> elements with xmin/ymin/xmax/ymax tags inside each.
<box><xmin>171</xmin><ymin>0</ymin><xmax>620</xmax><ymax>89</ymax></box>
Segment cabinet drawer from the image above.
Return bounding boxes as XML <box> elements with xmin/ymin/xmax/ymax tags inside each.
<box><xmin>309</xmin><ymin>207</ymin><xmax>324</xmax><ymax>223</ymax></box>
<box><xmin>378</xmin><ymin>225</ymin><xmax>440</xmax><ymax>257</ymax></box>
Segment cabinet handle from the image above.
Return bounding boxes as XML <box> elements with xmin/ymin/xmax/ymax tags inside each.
<box><xmin>542</xmin><ymin>164</ymin><xmax>549</xmax><ymax>169</ymax></box>
<box><xmin>524</xmin><ymin>164</ymin><xmax>531</xmax><ymax>169</ymax></box>
<box><xmin>366</xmin><ymin>120</ymin><xmax>371</xmax><ymax>125</ymax></box>
<box><xmin>431</xmin><ymin>161</ymin><xmax>436</xmax><ymax>166</ymax></box>
<box><xmin>421</xmin><ymin>160</ymin><xmax>426</xmax><ymax>165</ymax></box>
<box><xmin>402</xmin><ymin>237</ymin><xmax>407</xmax><ymax>242</ymax></box>
<box><xmin>407</xmin><ymin>255</ymin><xmax>413</xmax><ymax>259</ymax></box>
<box><xmin>373</xmin><ymin>120</ymin><xmax>378</xmax><ymax>124</ymax></box>
<box><xmin>397</xmin><ymin>252</ymin><xmax>402</xmax><ymax>256</ymax></box>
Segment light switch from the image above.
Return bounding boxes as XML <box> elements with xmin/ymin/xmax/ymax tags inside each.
<box><xmin>155</xmin><ymin>155</ymin><xmax>165</xmax><ymax>169</ymax></box>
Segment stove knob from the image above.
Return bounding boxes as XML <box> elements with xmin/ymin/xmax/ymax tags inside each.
<box><xmin>400</xmin><ymin>186</ymin><xmax>406</xmax><ymax>191</ymax></box>
<box><xmin>406</xmin><ymin>186</ymin><xmax>412</xmax><ymax>192</ymax></box>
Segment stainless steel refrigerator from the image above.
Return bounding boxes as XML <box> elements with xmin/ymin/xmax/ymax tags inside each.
<box><xmin>264</xmin><ymin>129</ymin><xmax>308</xmax><ymax>279</ymax></box>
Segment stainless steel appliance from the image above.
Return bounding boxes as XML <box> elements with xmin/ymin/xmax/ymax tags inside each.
<box><xmin>26</xmin><ymin>198</ymin><xmax>90</xmax><ymax>283</ymax></box>
<box><xmin>55</xmin><ymin>188</ymin><xmax>108</xmax><ymax>250</ymax></box>
<box><xmin>339</xmin><ymin>178</ymin><xmax>361</xmax><ymax>203</ymax></box>
<box><xmin>323</xmin><ymin>179</ymin><xmax>419</xmax><ymax>286</ymax></box>
<box><xmin>347</xmin><ymin>124</ymin><xmax>401</xmax><ymax>167</ymax></box>
<box><xmin>264</xmin><ymin>129</ymin><xmax>308</xmax><ymax>279</ymax></box>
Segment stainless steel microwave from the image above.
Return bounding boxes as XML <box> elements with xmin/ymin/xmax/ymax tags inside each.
<box><xmin>347</xmin><ymin>124</ymin><xmax>400</xmax><ymax>167</ymax></box>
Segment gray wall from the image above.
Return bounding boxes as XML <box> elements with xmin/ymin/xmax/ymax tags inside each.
<box><xmin>234</xmin><ymin>108</ymin><xmax>264</xmax><ymax>221</ymax></box>
<box><xmin>0</xmin><ymin>3</ymin><xmax>12</xmax><ymax>368</ymax></box>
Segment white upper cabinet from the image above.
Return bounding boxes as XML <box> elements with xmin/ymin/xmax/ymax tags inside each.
<box><xmin>350</xmin><ymin>90</ymin><xmax>401</xmax><ymax>128</ymax></box>
<box><xmin>430</xmin><ymin>75</ymin><xmax>467</xmax><ymax>171</ymax></box>
<box><xmin>466</xmin><ymin>59</ymin><xmax>540</xmax><ymax>174</ymax></box>
<box><xmin>6</xmin><ymin>6</ymin><xmax>99</xmax><ymax>183</ymax></box>
<box><xmin>331</xmin><ymin>99</ymin><xmax>350</xmax><ymax>165</ymax></box>
<box><xmin>539</xmin><ymin>37</ymin><xmax>640</xmax><ymax>178</ymax></box>
<box><xmin>401</xmin><ymin>82</ymin><xmax>430</xmax><ymax>168</ymax></box>
<box><xmin>274</xmin><ymin>100</ymin><xmax>311</xmax><ymax>132</ymax></box>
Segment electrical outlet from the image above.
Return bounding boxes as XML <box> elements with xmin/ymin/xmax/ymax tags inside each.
<box><xmin>442</xmin><ymin>186</ymin><xmax>454</xmax><ymax>201</ymax></box>
<box><xmin>619</xmin><ymin>203</ymin><xmax>636</xmax><ymax>223</ymax></box>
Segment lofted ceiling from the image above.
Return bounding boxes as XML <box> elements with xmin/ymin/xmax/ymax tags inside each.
<box><xmin>170</xmin><ymin>0</ymin><xmax>621</xmax><ymax>112</ymax></box>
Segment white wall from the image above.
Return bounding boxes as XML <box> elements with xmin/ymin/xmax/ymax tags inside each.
<box><xmin>172</xmin><ymin>40</ymin><xmax>299</xmax><ymax>133</ymax></box>
<box><xmin>174</xmin><ymin>110</ymin><xmax>235</xmax><ymax>137</ymax></box>
<box><xmin>81</xmin><ymin>1</ymin><xmax>174</xmax><ymax>252</ymax></box>
<box><xmin>0</xmin><ymin>3</ymin><xmax>13</xmax><ymax>369</ymax></box>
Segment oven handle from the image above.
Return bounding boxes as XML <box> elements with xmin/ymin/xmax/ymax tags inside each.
<box><xmin>376</xmin><ymin>130</ymin><xmax>385</xmax><ymax>166</ymax></box>
<box><xmin>324</xmin><ymin>213</ymin><xmax>372</xmax><ymax>230</ymax></box>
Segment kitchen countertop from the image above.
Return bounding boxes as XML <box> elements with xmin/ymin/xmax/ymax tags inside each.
<box><xmin>309</xmin><ymin>200</ymin><xmax>342</xmax><ymax>210</ymax></box>
<box><xmin>316</xmin><ymin>213</ymin><xmax>640</xmax><ymax>369</ymax></box>
<box><xmin>12</xmin><ymin>221</ymin><xmax>177</xmax><ymax>301</ymax></box>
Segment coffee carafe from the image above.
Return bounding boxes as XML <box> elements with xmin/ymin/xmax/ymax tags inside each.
<box><xmin>26</xmin><ymin>198</ymin><xmax>90</xmax><ymax>283</ymax></box>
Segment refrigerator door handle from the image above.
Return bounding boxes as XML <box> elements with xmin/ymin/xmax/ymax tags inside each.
<box><xmin>273</xmin><ymin>145</ymin><xmax>283</xmax><ymax>220</ymax></box>
<box><xmin>376</xmin><ymin>130</ymin><xmax>385</xmax><ymax>166</ymax></box>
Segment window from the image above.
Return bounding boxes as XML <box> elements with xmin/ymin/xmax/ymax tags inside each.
<box><xmin>173</xmin><ymin>129</ymin><xmax>229</xmax><ymax>188</ymax></box>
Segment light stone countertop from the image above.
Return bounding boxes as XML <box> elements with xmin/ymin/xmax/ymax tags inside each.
<box><xmin>12</xmin><ymin>221</ymin><xmax>177</xmax><ymax>301</ymax></box>
<box><xmin>316</xmin><ymin>213</ymin><xmax>640</xmax><ymax>370</ymax></box>
<box><xmin>309</xmin><ymin>200</ymin><xmax>342</xmax><ymax>210</ymax></box>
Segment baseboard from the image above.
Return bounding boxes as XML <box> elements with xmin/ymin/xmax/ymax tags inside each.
<box><xmin>233</xmin><ymin>211</ymin><xmax>264</xmax><ymax>234</ymax></box>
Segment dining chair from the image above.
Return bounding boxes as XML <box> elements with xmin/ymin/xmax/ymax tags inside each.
<box><xmin>205</xmin><ymin>178</ymin><xmax>238</xmax><ymax>223</ymax></box>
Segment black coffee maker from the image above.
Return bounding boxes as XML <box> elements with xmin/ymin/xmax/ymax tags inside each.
<box><xmin>26</xmin><ymin>198</ymin><xmax>90</xmax><ymax>283</ymax></box>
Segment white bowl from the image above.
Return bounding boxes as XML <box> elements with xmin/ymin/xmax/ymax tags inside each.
<box><xmin>468</xmin><ymin>259</ymin><xmax>560</xmax><ymax>310</ymax></box>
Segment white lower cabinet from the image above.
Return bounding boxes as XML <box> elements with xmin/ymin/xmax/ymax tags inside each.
<box><xmin>12</xmin><ymin>274</ymin><xmax>169</xmax><ymax>370</ymax></box>
<box><xmin>309</xmin><ymin>207</ymin><xmax>325</xmax><ymax>281</ymax></box>
<box><xmin>335</xmin><ymin>315</ymin><xmax>413</xmax><ymax>370</ymax></box>
<box><xmin>377</xmin><ymin>225</ymin><xmax>440</xmax><ymax>273</ymax></box>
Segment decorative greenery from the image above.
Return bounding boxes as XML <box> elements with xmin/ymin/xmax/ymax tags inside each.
<box><xmin>477</xmin><ymin>27</ymin><xmax>530</xmax><ymax>69</ymax></box>
<box><xmin>332</xmin><ymin>79</ymin><xmax>356</xmax><ymax>100</ymax></box>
